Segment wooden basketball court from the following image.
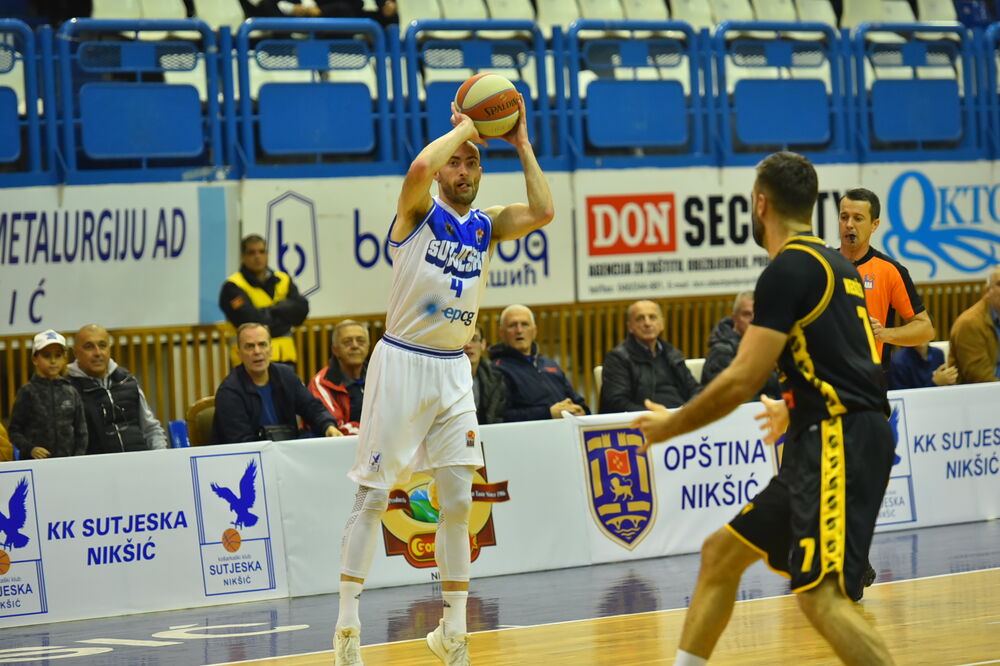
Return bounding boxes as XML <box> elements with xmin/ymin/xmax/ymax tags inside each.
<box><xmin>224</xmin><ymin>568</ymin><xmax>1000</xmax><ymax>665</ymax></box>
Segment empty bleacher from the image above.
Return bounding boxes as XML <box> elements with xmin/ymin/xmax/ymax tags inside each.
<box><xmin>1</xmin><ymin>2</ymin><xmax>1000</xmax><ymax>184</ymax></box>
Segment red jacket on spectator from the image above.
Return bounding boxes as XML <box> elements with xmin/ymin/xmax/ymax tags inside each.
<box><xmin>308</xmin><ymin>362</ymin><xmax>364</xmax><ymax>435</ymax></box>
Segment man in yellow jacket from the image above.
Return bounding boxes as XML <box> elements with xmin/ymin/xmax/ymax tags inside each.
<box><xmin>220</xmin><ymin>234</ymin><xmax>310</xmax><ymax>367</ymax></box>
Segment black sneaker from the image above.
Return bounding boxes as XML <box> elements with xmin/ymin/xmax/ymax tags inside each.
<box><xmin>863</xmin><ymin>563</ymin><xmax>877</xmax><ymax>588</ymax></box>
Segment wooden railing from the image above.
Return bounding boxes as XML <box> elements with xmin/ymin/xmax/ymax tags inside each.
<box><xmin>0</xmin><ymin>281</ymin><xmax>986</xmax><ymax>428</ymax></box>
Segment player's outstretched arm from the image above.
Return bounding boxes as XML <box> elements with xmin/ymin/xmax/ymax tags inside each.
<box><xmin>393</xmin><ymin>107</ymin><xmax>485</xmax><ymax>243</ymax></box>
<box><xmin>487</xmin><ymin>95</ymin><xmax>555</xmax><ymax>243</ymax></box>
<box><xmin>633</xmin><ymin>325</ymin><xmax>787</xmax><ymax>450</ymax></box>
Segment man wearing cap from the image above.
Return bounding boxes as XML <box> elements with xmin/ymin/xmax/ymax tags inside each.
<box><xmin>68</xmin><ymin>324</ymin><xmax>169</xmax><ymax>454</ymax></box>
<box><xmin>8</xmin><ymin>329</ymin><xmax>88</xmax><ymax>459</ymax></box>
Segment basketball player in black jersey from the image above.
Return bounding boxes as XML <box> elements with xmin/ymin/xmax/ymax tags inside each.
<box><xmin>633</xmin><ymin>152</ymin><xmax>895</xmax><ymax>665</ymax></box>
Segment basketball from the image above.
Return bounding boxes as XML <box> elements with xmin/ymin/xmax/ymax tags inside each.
<box><xmin>222</xmin><ymin>528</ymin><xmax>242</xmax><ymax>553</ymax></box>
<box><xmin>0</xmin><ymin>550</ymin><xmax>9</xmax><ymax>575</ymax></box>
<box><xmin>455</xmin><ymin>73</ymin><xmax>520</xmax><ymax>138</ymax></box>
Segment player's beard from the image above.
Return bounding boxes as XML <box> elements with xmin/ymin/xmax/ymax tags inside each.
<box><xmin>444</xmin><ymin>180</ymin><xmax>478</xmax><ymax>206</ymax></box>
<box><xmin>751</xmin><ymin>208</ymin><xmax>766</xmax><ymax>249</ymax></box>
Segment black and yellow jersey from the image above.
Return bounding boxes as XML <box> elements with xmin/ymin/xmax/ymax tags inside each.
<box><xmin>753</xmin><ymin>235</ymin><xmax>889</xmax><ymax>437</ymax></box>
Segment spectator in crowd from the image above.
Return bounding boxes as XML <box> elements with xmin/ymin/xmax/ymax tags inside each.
<box><xmin>838</xmin><ymin>188</ymin><xmax>934</xmax><ymax>368</ymax></box>
<box><xmin>0</xmin><ymin>423</ymin><xmax>12</xmax><ymax>462</ymax></box>
<box><xmin>948</xmin><ymin>266</ymin><xmax>1000</xmax><ymax>384</ymax></box>
<box><xmin>599</xmin><ymin>300</ymin><xmax>700</xmax><ymax>413</ymax></box>
<box><xmin>308</xmin><ymin>320</ymin><xmax>370</xmax><ymax>435</ymax></box>
<box><xmin>8</xmin><ymin>330</ymin><xmax>88</xmax><ymax>460</ymax></box>
<box><xmin>68</xmin><ymin>325</ymin><xmax>168</xmax><ymax>453</ymax></box>
<box><xmin>464</xmin><ymin>324</ymin><xmax>506</xmax><ymax>425</ymax></box>
<box><xmin>702</xmin><ymin>291</ymin><xmax>781</xmax><ymax>400</ymax></box>
<box><xmin>220</xmin><ymin>234</ymin><xmax>309</xmax><ymax>369</ymax></box>
<box><xmin>240</xmin><ymin>0</ymin><xmax>364</xmax><ymax>17</ymax></box>
<box><xmin>490</xmin><ymin>304</ymin><xmax>589</xmax><ymax>421</ymax></box>
<box><xmin>212</xmin><ymin>323</ymin><xmax>340</xmax><ymax>444</ymax></box>
<box><xmin>889</xmin><ymin>342</ymin><xmax>957</xmax><ymax>389</ymax></box>
<box><xmin>369</xmin><ymin>0</ymin><xmax>398</xmax><ymax>26</ymax></box>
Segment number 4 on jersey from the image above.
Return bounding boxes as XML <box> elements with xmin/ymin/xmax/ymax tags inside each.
<box><xmin>450</xmin><ymin>278</ymin><xmax>464</xmax><ymax>298</ymax></box>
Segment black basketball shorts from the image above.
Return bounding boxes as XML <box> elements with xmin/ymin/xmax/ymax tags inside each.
<box><xmin>726</xmin><ymin>410</ymin><xmax>895</xmax><ymax>601</ymax></box>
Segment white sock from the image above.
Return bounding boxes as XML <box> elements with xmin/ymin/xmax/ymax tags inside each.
<box><xmin>442</xmin><ymin>590</ymin><xmax>468</xmax><ymax>636</ymax></box>
<box><xmin>337</xmin><ymin>581</ymin><xmax>363</xmax><ymax>630</ymax></box>
<box><xmin>675</xmin><ymin>649</ymin><xmax>708</xmax><ymax>665</ymax></box>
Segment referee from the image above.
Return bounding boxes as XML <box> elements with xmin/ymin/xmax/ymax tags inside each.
<box><xmin>634</xmin><ymin>152</ymin><xmax>895</xmax><ymax>665</ymax></box>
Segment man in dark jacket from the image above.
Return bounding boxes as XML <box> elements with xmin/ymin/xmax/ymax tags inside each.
<box><xmin>599</xmin><ymin>300</ymin><xmax>700</xmax><ymax>413</ymax></box>
<box><xmin>702</xmin><ymin>291</ymin><xmax>781</xmax><ymax>400</ymax></box>
<box><xmin>308</xmin><ymin>320</ymin><xmax>370</xmax><ymax>435</ymax></box>
<box><xmin>464</xmin><ymin>325</ymin><xmax>506</xmax><ymax>424</ymax></box>
<box><xmin>68</xmin><ymin>325</ymin><xmax>168</xmax><ymax>454</ymax></box>
<box><xmin>491</xmin><ymin>305</ymin><xmax>589</xmax><ymax>422</ymax></box>
<box><xmin>212</xmin><ymin>323</ymin><xmax>339</xmax><ymax>444</ymax></box>
<box><xmin>9</xmin><ymin>329</ymin><xmax>88</xmax><ymax>460</ymax></box>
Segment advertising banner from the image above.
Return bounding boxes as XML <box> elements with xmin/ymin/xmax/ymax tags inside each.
<box><xmin>572</xmin><ymin>162</ymin><xmax>1000</xmax><ymax>300</ymax></box>
<box><xmin>1</xmin><ymin>384</ymin><xmax>995</xmax><ymax>626</ymax></box>
<box><xmin>0</xmin><ymin>182</ymin><xmax>225</xmax><ymax>335</ymax></box>
<box><xmin>0</xmin><ymin>444</ymin><xmax>287</xmax><ymax>628</ymax></box>
<box><xmin>568</xmin><ymin>407</ymin><xmax>776</xmax><ymax>564</ymax></box>
<box><xmin>238</xmin><ymin>173</ymin><xmax>576</xmax><ymax>317</ymax></box>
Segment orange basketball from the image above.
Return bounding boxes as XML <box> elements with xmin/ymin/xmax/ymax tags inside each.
<box><xmin>222</xmin><ymin>528</ymin><xmax>242</xmax><ymax>553</ymax></box>
<box><xmin>455</xmin><ymin>73</ymin><xmax>520</xmax><ymax>138</ymax></box>
<box><xmin>0</xmin><ymin>550</ymin><xmax>9</xmax><ymax>575</ymax></box>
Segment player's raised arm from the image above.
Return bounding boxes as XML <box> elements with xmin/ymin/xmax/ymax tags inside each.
<box><xmin>392</xmin><ymin>105</ymin><xmax>487</xmax><ymax>244</ymax></box>
<box><xmin>486</xmin><ymin>95</ymin><xmax>555</xmax><ymax>243</ymax></box>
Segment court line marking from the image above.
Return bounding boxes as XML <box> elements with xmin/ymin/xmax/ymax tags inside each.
<box><xmin>206</xmin><ymin>566</ymin><xmax>1000</xmax><ymax>665</ymax></box>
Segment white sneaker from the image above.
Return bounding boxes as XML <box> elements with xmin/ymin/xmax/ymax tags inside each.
<box><xmin>426</xmin><ymin>619</ymin><xmax>471</xmax><ymax>665</ymax></box>
<box><xmin>334</xmin><ymin>627</ymin><xmax>364</xmax><ymax>666</ymax></box>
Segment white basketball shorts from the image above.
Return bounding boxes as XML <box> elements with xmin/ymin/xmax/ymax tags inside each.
<box><xmin>347</xmin><ymin>335</ymin><xmax>484</xmax><ymax>489</ymax></box>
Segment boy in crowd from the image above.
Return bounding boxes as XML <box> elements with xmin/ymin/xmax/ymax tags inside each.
<box><xmin>9</xmin><ymin>329</ymin><xmax>88</xmax><ymax>460</ymax></box>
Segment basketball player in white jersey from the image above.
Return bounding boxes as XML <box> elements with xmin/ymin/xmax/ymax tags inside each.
<box><xmin>333</xmin><ymin>95</ymin><xmax>554</xmax><ymax>666</ymax></box>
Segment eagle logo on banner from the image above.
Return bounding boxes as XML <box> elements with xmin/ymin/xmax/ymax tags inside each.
<box><xmin>581</xmin><ymin>426</ymin><xmax>656</xmax><ymax>550</ymax></box>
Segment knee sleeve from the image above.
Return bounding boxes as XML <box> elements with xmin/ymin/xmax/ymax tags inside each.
<box><xmin>433</xmin><ymin>466</ymin><xmax>475</xmax><ymax>583</ymax></box>
<box><xmin>340</xmin><ymin>486</ymin><xmax>389</xmax><ymax>579</ymax></box>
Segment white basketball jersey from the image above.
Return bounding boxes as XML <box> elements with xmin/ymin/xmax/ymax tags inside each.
<box><xmin>384</xmin><ymin>197</ymin><xmax>493</xmax><ymax>353</ymax></box>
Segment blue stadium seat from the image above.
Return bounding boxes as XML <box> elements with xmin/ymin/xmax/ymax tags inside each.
<box><xmin>257</xmin><ymin>83</ymin><xmax>375</xmax><ymax>155</ymax></box>
<box><xmin>55</xmin><ymin>18</ymin><xmax>222</xmax><ymax>184</ymax></box>
<box><xmin>0</xmin><ymin>19</ymin><xmax>48</xmax><ymax>185</ymax></box>
<box><xmin>235</xmin><ymin>18</ymin><xmax>399</xmax><ymax>178</ymax></box>
<box><xmin>714</xmin><ymin>21</ymin><xmax>848</xmax><ymax>164</ymax></box>
<box><xmin>853</xmin><ymin>22</ymin><xmax>982</xmax><ymax>162</ymax></box>
<box><xmin>0</xmin><ymin>86</ymin><xmax>20</xmax><ymax>161</ymax></box>
<box><xmin>79</xmin><ymin>83</ymin><xmax>204</xmax><ymax>158</ymax></box>
<box><xmin>566</xmin><ymin>19</ymin><xmax>710</xmax><ymax>168</ymax></box>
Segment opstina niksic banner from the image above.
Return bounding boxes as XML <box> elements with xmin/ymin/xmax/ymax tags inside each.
<box><xmin>573</xmin><ymin>162</ymin><xmax>1000</xmax><ymax>301</ymax></box>
<box><xmin>0</xmin><ymin>182</ymin><xmax>202</xmax><ymax>335</ymax></box>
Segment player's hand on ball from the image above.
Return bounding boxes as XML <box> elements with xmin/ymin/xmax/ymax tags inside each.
<box><xmin>450</xmin><ymin>102</ymin><xmax>488</xmax><ymax>146</ymax></box>
<box><xmin>632</xmin><ymin>399</ymin><xmax>671</xmax><ymax>452</ymax></box>
<box><xmin>755</xmin><ymin>395</ymin><xmax>789</xmax><ymax>445</ymax></box>
<box><xmin>496</xmin><ymin>94</ymin><xmax>528</xmax><ymax>148</ymax></box>
<box><xmin>325</xmin><ymin>425</ymin><xmax>343</xmax><ymax>438</ymax></box>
